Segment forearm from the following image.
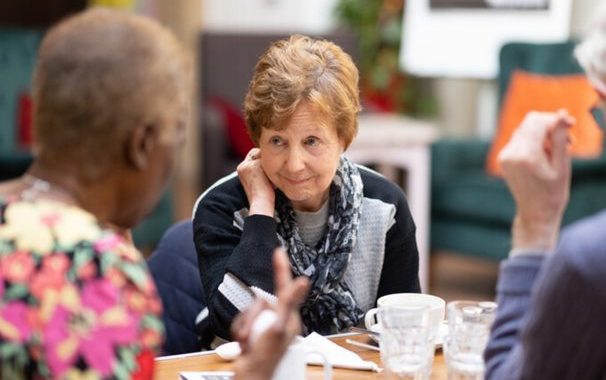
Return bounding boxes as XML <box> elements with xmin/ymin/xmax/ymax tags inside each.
<box><xmin>484</xmin><ymin>255</ymin><xmax>544</xmax><ymax>380</ymax></box>
<box><xmin>511</xmin><ymin>215</ymin><xmax>561</xmax><ymax>251</ymax></box>
<box><xmin>202</xmin><ymin>215</ymin><xmax>281</xmax><ymax>338</ymax></box>
<box><xmin>225</xmin><ymin>215</ymin><xmax>280</xmax><ymax>292</ymax></box>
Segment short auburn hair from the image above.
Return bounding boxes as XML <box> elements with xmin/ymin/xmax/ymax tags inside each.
<box><xmin>33</xmin><ymin>7</ymin><xmax>190</xmax><ymax>178</ymax></box>
<box><xmin>244</xmin><ymin>34</ymin><xmax>361</xmax><ymax>149</ymax></box>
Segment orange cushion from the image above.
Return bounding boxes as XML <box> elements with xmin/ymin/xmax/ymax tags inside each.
<box><xmin>486</xmin><ymin>70</ymin><xmax>603</xmax><ymax>176</ymax></box>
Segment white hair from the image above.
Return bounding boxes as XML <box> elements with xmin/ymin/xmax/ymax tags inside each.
<box><xmin>575</xmin><ymin>3</ymin><xmax>606</xmax><ymax>94</ymax></box>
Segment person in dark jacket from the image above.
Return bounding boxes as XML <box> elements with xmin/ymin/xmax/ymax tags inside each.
<box><xmin>193</xmin><ymin>34</ymin><xmax>420</xmax><ymax>339</ymax></box>
<box><xmin>484</xmin><ymin>6</ymin><xmax>606</xmax><ymax>379</ymax></box>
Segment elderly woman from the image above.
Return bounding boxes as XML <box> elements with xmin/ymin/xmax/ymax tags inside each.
<box><xmin>193</xmin><ymin>35</ymin><xmax>420</xmax><ymax>339</ymax></box>
<box><xmin>0</xmin><ymin>8</ymin><xmax>190</xmax><ymax>379</ymax></box>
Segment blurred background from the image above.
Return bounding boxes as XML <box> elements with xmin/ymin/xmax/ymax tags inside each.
<box><xmin>1</xmin><ymin>0</ymin><xmax>604</xmax><ymax>302</ymax></box>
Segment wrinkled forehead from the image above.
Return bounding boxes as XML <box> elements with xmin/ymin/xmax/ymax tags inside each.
<box><xmin>269</xmin><ymin>100</ymin><xmax>334</xmax><ymax>130</ymax></box>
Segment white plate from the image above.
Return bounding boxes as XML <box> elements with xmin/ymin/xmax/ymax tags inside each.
<box><xmin>368</xmin><ymin>320</ymin><xmax>449</xmax><ymax>348</ymax></box>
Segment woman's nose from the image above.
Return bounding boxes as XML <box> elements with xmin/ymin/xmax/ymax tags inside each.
<box><xmin>285</xmin><ymin>147</ymin><xmax>306</xmax><ymax>173</ymax></box>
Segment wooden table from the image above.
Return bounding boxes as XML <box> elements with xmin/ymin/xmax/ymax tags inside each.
<box><xmin>154</xmin><ymin>333</ymin><xmax>447</xmax><ymax>379</ymax></box>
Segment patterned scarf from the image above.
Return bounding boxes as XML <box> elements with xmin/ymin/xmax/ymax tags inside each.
<box><xmin>275</xmin><ymin>156</ymin><xmax>364</xmax><ymax>334</ymax></box>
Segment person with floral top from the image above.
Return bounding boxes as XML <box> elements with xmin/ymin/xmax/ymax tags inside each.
<box><xmin>0</xmin><ymin>7</ymin><xmax>190</xmax><ymax>379</ymax></box>
<box><xmin>0</xmin><ymin>198</ymin><xmax>165</xmax><ymax>379</ymax></box>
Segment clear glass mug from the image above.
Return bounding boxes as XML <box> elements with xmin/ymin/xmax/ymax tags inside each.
<box><xmin>378</xmin><ymin>305</ymin><xmax>435</xmax><ymax>380</ymax></box>
<box><xmin>444</xmin><ymin>301</ymin><xmax>497</xmax><ymax>380</ymax></box>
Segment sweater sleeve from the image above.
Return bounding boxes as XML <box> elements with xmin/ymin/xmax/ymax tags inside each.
<box><xmin>376</xmin><ymin>192</ymin><xmax>421</xmax><ymax>298</ymax></box>
<box><xmin>485</xmin><ymin>252</ymin><xmax>606</xmax><ymax>380</ymax></box>
<box><xmin>483</xmin><ymin>255</ymin><xmax>543</xmax><ymax>380</ymax></box>
<box><xmin>193</xmin><ymin>188</ymin><xmax>280</xmax><ymax>340</ymax></box>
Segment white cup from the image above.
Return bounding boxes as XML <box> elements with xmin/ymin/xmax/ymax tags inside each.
<box><xmin>272</xmin><ymin>342</ymin><xmax>331</xmax><ymax>380</ymax></box>
<box><xmin>365</xmin><ymin>293</ymin><xmax>446</xmax><ymax>342</ymax></box>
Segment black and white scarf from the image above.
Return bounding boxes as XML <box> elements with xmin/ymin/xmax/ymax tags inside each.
<box><xmin>275</xmin><ymin>156</ymin><xmax>364</xmax><ymax>334</ymax></box>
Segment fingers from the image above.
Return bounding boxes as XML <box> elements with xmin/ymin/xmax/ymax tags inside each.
<box><xmin>500</xmin><ymin>111</ymin><xmax>572</xmax><ymax>174</ymax></box>
<box><xmin>246</xmin><ymin>148</ymin><xmax>261</xmax><ymax>161</ymax></box>
<box><xmin>549</xmin><ymin>112</ymin><xmax>574</xmax><ymax>176</ymax></box>
<box><xmin>272</xmin><ymin>248</ymin><xmax>310</xmax><ymax>331</ymax></box>
<box><xmin>276</xmin><ymin>277</ymin><xmax>309</xmax><ymax>317</ymax></box>
<box><xmin>555</xmin><ymin>109</ymin><xmax>575</xmax><ymax>126</ymax></box>
<box><xmin>285</xmin><ymin>277</ymin><xmax>310</xmax><ymax>310</ymax></box>
<box><xmin>273</xmin><ymin>248</ymin><xmax>292</xmax><ymax>294</ymax></box>
<box><xmin>232</xmin><ymin>299</ymin><xmax>269</xmax><ymax>352</ymax></box>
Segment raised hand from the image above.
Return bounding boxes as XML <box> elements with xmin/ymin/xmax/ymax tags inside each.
<box><xmin>237</xmin><ymin>148</ymin><xmax>276</xmax><ymax>217</ymax></box>
<box><xmin>232</xmin><ymin>248</ymin><xmax>310</xmax><ymax>380</ymax></box>
<box><xmin>498</xmin><ymin>110</ymin><xmax>574</xmax><ymax>251</ymax></box>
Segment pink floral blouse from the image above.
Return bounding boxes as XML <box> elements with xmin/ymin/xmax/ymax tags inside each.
<box><xmin>0</xmin><ymin>197</ymin><xmax>164</xmax><ymax>379</ymax></box>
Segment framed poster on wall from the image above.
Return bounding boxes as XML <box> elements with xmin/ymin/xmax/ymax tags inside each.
<box><xmin>429</xmin><ymin>0</ymin><xmax>549</xmax><ymax>9</ymax></box>
<box><xmin>401</xmin><ymin>0</ymin><xmax>571</xmax><ymax>78</ymax></box>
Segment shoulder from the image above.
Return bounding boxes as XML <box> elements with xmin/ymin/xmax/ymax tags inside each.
<box><xmin>0</xmin><ymin>199</ymin><xmax>162</xmax><ymax>377</ymax></box>
<box><xmin>0</xmin><ymin>198</ymin><xmax>153</xmax><ymax>284</ymax></box>
<box><xmin>559</xmin><ymin>210</ymin><xmax>606</xmax><ymax>263</ymax></box>
<box><xmin>556</xmin><ymin>210</ymin><xmax>606</xmax><ymax>287</ymax></box>
<box><xmin>192</xmin><ymin>172</ymin><xmax>246</xmax><ymax>219</ymax></box>
<box><xmin>357</xmin><ymin>165</ymin><xmax>408</xmax><ymax>208</ymax></box>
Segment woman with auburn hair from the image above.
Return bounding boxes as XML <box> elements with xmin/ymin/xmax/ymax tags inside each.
<box><xmin>194</xmin><ymin>34</ymin><xmax>420</xmax><ymax>339</ymax></box>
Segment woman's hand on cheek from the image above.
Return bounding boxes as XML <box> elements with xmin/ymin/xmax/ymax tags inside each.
<box><xmin>237</xmin><ymin>148</ymin><xmax>276</xmax><ymax>217</ymax></box>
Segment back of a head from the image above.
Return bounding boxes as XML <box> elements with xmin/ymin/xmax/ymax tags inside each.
<box><xmin>244</xmin><ymin>34</ymin><xmax>361</xmax><ymax>149</ymax></box>
<box><xmin>33</xmin><ymin>7</ymin><xmax>190</xmax><ymax>178</ymax></box>
<box><xmin>575</xmin><ymin>3</ymin><xmax>606</xmax><ymax>93</ymax></box>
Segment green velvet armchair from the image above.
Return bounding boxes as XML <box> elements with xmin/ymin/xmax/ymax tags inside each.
<box><xmin>430</xmin><ymin>41</ymin><xmax>606</xmax><ymax>261</ymax></box>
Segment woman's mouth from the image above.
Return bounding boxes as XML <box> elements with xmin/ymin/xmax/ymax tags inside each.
<box><xmin>284</xmin><ymin>177</ymin><xmax>310</xmax><ymax>185</ymax></box>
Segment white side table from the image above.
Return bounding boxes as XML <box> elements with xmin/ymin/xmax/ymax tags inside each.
<box><xmin>345</xmin><ymin>114</ymin><xmax>440</xmax><ymax>292</ymax></box>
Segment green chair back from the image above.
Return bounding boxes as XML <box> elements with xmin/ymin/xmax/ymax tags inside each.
<box><xmin>497</xmin><ymin>41</ymin><xmax>583</xmax><ymax>108</ymax></box>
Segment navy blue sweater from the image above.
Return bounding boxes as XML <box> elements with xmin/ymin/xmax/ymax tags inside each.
<box><xmin>485</xmin><ymin>210</ymin><xmax>606</xmax><ymax>379</ymax></box>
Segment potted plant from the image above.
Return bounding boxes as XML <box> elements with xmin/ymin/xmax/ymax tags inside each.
<box><xmin>335</xmin><ymin>0</ymin><xmax>435</xmax><ymax>117</ymax></box>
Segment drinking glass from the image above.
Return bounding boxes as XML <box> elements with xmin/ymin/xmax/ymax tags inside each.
<box><xmin>379</xmin><ymin>305</ymin><xmax>435</xmax><ymax>380</ymax></box>
<box><xmin>444</xmin><ymin>301</ymin><xmax>497</xmax><ymax>380</ymax></box>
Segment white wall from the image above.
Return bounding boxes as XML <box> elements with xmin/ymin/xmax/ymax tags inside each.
<box><xmin>571</xmin><ymin>0</ymin><xmax>604</xmax><ymax>37</ymax></box>
<box><xmin>402</xmin><ymin>0</ymin><xmax>573</xmax><ymax>79</ymax></box>
<box><xmin>202</xmin><ymin>0</ymin><xmax>338</xmax><ymax>34</ymax></box>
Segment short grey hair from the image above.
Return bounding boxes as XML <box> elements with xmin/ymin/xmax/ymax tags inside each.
<box><xmin>575</xmin><ymin>4</ymin><xmax>606</xmax><ymax>94</ymax></box>
<box><xmin>33</xmin><ymin>7</ymin><xmax>190</xmax><ymax>179</ymax></box>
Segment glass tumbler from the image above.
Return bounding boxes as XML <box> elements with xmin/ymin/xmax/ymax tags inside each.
<box><xmin>379</xmin><ymin>305</ymin><xmax>435</xmax><ymax>380</ymax></box>
<box><xmin>444</xmin><ymin>301</ymin><xmax>497</xmax><ymax>380</ymax></box>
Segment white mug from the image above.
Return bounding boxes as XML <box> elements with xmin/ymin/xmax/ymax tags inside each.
<box><xmin>272</xmin><ymin>342</ymin><xmax>331</xmax><ymax>380</ymax></box>
<box><xmin>365</xmin><ymin>293</ymin><xmax>445</xmax><ymax>341</ymax></box>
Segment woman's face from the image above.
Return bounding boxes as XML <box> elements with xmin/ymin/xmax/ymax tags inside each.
<box><xmin>259</xmin><ymin>102</ymin><xmax>344</xmax><ymax>212</ymax></box>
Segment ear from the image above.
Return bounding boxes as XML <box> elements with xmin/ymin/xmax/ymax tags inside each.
<box><xmin>126</xmin><ymin>123</ymin><xmax>157</xmax><ymax>170</ymax></box>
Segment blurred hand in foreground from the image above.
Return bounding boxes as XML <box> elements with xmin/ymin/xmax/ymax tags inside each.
<box><xmin>232</xmin><ymin>248</ymin><xmax>310</xmax><ymax>380</ymax></box>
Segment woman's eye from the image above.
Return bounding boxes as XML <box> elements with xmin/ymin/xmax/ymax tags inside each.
<box><xmin>305</xmin><ymin>137</ymin><xmax>320</xmax><ymax>146</ymax></box>
<box><xmin>270</xmin><ymin>136</ymin><xmax>283</xmax><ymax>146</ymax></box>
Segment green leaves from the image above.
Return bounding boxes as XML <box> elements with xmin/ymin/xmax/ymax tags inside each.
<box><xmin>334</xmin><ymin>0</ymin><xmax>436</xmax><ymax>117</ymax></box>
